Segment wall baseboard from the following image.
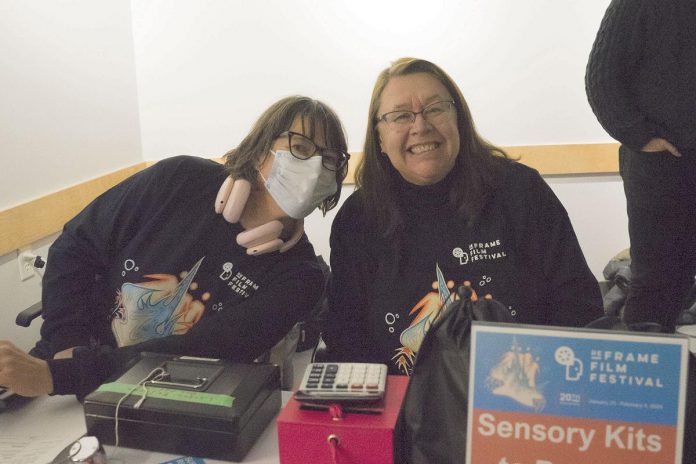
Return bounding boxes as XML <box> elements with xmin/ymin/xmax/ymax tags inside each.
<box><xmin>0</xmin><ymin>143</ymin><xmax>619</xmax><ymax>256</ymax></box>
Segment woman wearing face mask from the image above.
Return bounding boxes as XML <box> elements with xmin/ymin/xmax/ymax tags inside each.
<box><xmin>323</xmin><ymin>58</ymin><xmax>603</xmax><ymax>375</ymax></box>
<box><xmin>0</xmin><ymin>96</ymin><xmax>349</xmax><ymax>398</ymax></box>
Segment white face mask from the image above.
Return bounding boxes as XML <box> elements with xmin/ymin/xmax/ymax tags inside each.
<box><xmin>262</xmin><ymin>150</ymin><xmax>338</xmax><ymax>219</ymax></box>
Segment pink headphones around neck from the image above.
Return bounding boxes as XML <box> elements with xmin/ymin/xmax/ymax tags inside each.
<box><xmin>214</xmin><ymin>176</ymin><xmax>304</xmax><ymax>255</ymax></box>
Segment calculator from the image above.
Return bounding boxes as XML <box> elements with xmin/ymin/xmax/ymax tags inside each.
<box><xmin>295</xmin><ymin>363</ymin><xmax>388</xmax><ymax>402</ymax></box>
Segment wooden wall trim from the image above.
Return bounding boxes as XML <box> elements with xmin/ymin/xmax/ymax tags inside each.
<box><xmin>0</xmin><ymin>163</ymin><xmax>148</xmax><ymax>256</ymax></box>
<box><xmin>0</xmin><ymin>143</ymin><xmax>619</xmax><ymax>255</ymax></box>
<box><xmin>505</xmin><ymin>142</ymin><xmax>619</xmax><ymax>176</ymax></box>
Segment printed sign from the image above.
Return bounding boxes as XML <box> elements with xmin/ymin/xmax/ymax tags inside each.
<box><xmin>467</xmin><ymin>323</ymin><xmax>689</xmax><ymax>464</ymax></box>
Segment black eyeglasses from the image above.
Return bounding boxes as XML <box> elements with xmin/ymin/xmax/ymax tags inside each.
<box><xmin>277</xmin><ymin>131</ymin><xmax>350</xmax><ymax>172</ymax></box>
<box><xmin>376</xmin><ymin>100</ymin><xmax>456</xmax><ymax>129</ymax></box>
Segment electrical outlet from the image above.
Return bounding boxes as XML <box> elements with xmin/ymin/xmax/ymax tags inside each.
<box><xmin>18</xmin><ymin>247</ymin><xmax>36</xmax><ymax>281</ymax></box>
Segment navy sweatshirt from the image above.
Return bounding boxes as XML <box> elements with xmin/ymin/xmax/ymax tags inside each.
<box><xmin>40</xmin><ymin>156</ymin><xmax>323</xmax><ymax>397</ymax></box>
<box><xmin>586</xmin><ymin>0</ymin><xmax>696</xmax><ymax>155</ymax></box>
<box><xmin>325</xmin><ymin>162</ymin><xmax>603</xmax><ymax>375</ymax></box>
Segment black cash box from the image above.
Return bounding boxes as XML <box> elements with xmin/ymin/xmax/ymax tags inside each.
<box><xmin>83</xmin><ymin>352</ymin><xmax>280</xmax><ymax>461</ymax></box>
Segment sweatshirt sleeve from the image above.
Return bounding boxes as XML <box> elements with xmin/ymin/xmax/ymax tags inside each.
<box><xmin>519</xmin><ymin>170</ymin><xmax>604</xmax><ymax>327</ymax></box>
<box><xmin>49</xmin><ymin>258</ymin><xmax>323</xmax><ymax>398</ymax></box>
<box><xmin>585</xmin><ymin>0</ymin><xmax>662</xmax><ymax>151</ymax></box>
<box><xmin>322</xmin><ymin>197</ymin><xmax>375</xmax><ymax>362</ymax></box>
<box><xmin>38</xmin><ymin>161</ymin><xmax>176</xmax><ymax>356</ymax></box>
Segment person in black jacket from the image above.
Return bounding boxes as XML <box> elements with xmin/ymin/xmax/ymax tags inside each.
<box><xmin>324</xmin><ymin>57</ymin><xmax>603</xmax><ymax>375</ymax></box>
<box><xmin>0</xmin><ymin>96</ymin><xmax>349</xmax><ymax>398</ymax></box>
<box><xmin>586</xmin><ymin>0</ymin><xmax>696</xmax><ymax>331</ymax></box>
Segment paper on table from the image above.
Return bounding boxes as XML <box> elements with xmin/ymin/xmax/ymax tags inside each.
<box><xmin>0</xmin><ymin>435</ymin><xmax>67</xmax><ymax>464</ymax></box>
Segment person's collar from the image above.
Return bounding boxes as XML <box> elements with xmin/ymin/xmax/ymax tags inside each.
<box><xmin>396</xmin><ymin>169</ymin><xmax>456</xmax><ymax>211</ymax></box>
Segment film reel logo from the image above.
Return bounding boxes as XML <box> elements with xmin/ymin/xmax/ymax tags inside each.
<box><xmin>554</xmin><ymin>346</ymin><xmax>583</xmax><ymax>381</ymax></box>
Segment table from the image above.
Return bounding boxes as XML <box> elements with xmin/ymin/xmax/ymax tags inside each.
<box><xmin>3</xmin><ymin>340</ymin><xmax>694</xmax><ymax>464</ymax></box>
<box><xmin>0</xmin><ymin>391</ymin><xmax>291</xmax><ymax>464</ymax></box>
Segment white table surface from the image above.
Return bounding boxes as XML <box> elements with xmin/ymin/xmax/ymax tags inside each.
<box><xmin>0</xmin><ymin>391</ymin><xmax>291</xmax><ymax>464</ymax></box>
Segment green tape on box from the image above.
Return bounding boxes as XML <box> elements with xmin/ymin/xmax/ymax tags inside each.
<box><xmin>97</xmin><ymin>382</ymin><xmax>234</xmax><ymax>408</ymax></box>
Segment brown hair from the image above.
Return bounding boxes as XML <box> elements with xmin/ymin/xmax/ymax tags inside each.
<box><xmin>224</xmin><ymin>96</ymin><xmax>348</xmax><ymax>215</ymax></box>
<box><xmin>357</xmin><ymin>57</ymin><xmax>512</xmax><ymax>236</ymax></box>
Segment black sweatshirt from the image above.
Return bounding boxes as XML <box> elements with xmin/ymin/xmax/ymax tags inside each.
<box><xmin>41</xmin><ymin>156</ymin><xmax>323</xmax><ymax>397</ymax></box>
<box><xmin>325</xmin><ymin>162</ymin><xmax>603</xmax><ymax>375</ymax></box>
<box><xmin>585</xmin><ymin>0</ymin><xmax>696</xmax><ymax>155</ymax></box>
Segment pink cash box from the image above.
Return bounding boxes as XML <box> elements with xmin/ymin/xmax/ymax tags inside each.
<box><xmin>277</xmin><ymin>375</ymin><xmax>409</xmax><ymax>464</ymax></box>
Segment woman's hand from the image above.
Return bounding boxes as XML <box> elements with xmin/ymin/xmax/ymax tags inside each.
<box><xmin>641</xmin><ymin>137</ymin><xmax>682</xmax><ymax>157</ymax></box>
<box><xmin>0</xmin><ymin>340</ymin><xmax>54</xmax><ymax>396</ymax></box>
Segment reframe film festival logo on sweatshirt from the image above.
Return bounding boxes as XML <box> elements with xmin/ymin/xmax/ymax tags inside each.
<box><xmin>452</xmin><ymin>239</ymin><xmax>507</xmax><ymax>265</ymax></box>
<box><xmin>219</xmin><ymin>261</ymin><xmax>259</xmax><ymax>298</ymax></box>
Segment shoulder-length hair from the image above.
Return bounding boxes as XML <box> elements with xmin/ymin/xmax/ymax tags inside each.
<box><xmin>224</xmin><ymin>95</ymin><xmax>348</xmax><ymax>215</ymax></box>
<box><xmin>357</xmin><ymin>58</ymin><xmax>512</xmax><ymax>236</ymax></box>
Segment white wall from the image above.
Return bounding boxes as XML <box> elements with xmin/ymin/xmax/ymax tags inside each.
<box><xmin>131</xmin><ymin>0</ymin><xmax>613</xmax><ymax>158</ymax></box>
<box><xmin>547</xmin><ymin>175</ymin><xmax>628</xmax><ymax>279</ymax></box>
<box><xmin>0</xmin><ymin>236</ymin><xmax>55</xmax><ymax>353</ymax></box>
<box><xmin>0</xmin><ymin>0</ymin><xmax>142</xmax><ymax>349</ymax></box>
<box><xmin>2</xmin><ymin>0</ymin><xmax>628</xmax><ymax>352</ymax></box>
<box><xmin>0</xmin><ymin>0</ymin><xmax>142</xmax><ymax>209</ymax></box>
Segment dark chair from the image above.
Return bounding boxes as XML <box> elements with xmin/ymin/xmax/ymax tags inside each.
<box><xmin>15</xmin><ymin>301</ymin><xmax>43</xmax><ymax>328</ymax></box>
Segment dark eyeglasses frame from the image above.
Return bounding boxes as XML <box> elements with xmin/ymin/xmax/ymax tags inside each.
<box><xmin>278</xmin><ymin>131</ymin><xmax>350</xmax><ymax>173</ymax></box>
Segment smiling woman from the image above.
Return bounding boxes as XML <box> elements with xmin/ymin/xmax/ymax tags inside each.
<box><xmin>375</xmin><ymin>73</ymin><xmax>460</xmax><ymax>185</ymax></box>
<box><xmin>322</xmin><ymin>57</ymin><xmax>604</xmax><ymax>376</ymax></box>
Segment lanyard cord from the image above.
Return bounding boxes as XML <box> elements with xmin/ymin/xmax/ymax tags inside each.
<box><xmin>113</xmin><ymin>367</ymin><xmax>167</xmax><ymax>448</ymax></box>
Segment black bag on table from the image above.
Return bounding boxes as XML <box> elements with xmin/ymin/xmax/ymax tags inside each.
<box><xmin>395</xmin><ymin>286</ymin><xmax>512</xmax><ymax>464</ymax></box>
<box><xmin>395</xmin><ymin>286</ymin><xmax>696</xmax><ymax>464</ymax></box>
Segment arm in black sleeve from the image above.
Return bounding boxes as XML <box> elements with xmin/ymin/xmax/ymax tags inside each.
<box><xmin>38</xmin><ymin>162</ymin><xmax>172</xmax><ymax>356</ymax></box>
<box><xmin>585</xmin><ymin>0</ymin><xmax>662</xmax><ymax>151</ymax></box>
<box><xmin>522</xmin><ymin>172</ymin><xmax>604</xmax><ymax>327</ymax></box>
<box><xmin>48</xmin><ymin>261</ymin><xmax>323</xmax><ymax>398</ymax></box>
<box><xmin>322</xmin><ymin>199</ymin><xmax>374</xmax><ymax>362</ymax></box>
